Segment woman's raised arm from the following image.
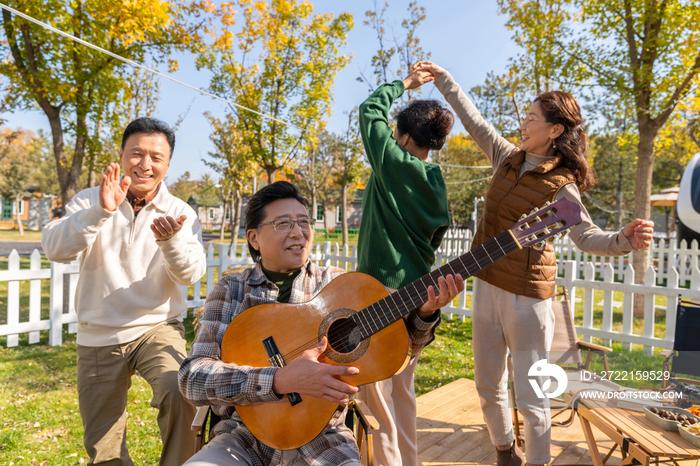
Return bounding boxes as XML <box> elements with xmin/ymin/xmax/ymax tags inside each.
<box><xmin>414</xmin><ymin>61</ymin><xmax>517</xmax><ymax>169</ymax></box>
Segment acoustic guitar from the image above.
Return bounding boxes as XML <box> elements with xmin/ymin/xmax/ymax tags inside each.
<box><xmin>221</xmin><ymin>197</ymin><xmax>583</xmax><ymax>450</ymax></box>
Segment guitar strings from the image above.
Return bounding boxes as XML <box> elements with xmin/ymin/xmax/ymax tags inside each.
<box><xmin>276</xmin><ymin>228</ymin><xmax>529</xmax><ymax>364</ymax></box>
<box><xmin>279</xmin><ymin>266</ymin><xmax>467</xmax><ymax>362</ymax></box>
<box><xmin>260</xmin><ymin>214</ymin><xmax>558</xmax><ymax>368</ymax></box>
<box><xmin>279</xmin><ymin>239</ymin><xmax>506</xmax><ymax>361</ymax></box>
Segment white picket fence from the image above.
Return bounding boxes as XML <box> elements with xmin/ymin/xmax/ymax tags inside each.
<box><xmin>438</xmin><ymin>228</ymin><xmax>700</xmax><ymax>287</ymax></box>
<box><xmin>0</xmin><ymin>242</ymin><xmax>354</xmax><ymax>348</ymax></box>
<box><xmin>2</xmin><ymin>239</ymin><xmax>700</xmax><ymax>353</ymax></box>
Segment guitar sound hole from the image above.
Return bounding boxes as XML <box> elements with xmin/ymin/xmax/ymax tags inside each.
<box><xmin>327</xmin><ymin>318</ymin><xmax>363</xmax><ymax>354</ymax></box>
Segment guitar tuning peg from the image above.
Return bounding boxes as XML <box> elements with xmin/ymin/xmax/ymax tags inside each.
<box><xmin>536</xmin><ymin>240</ymin><xmax>545</xmax><ymax>248</ymax></box>
<box><xmin>520</xmin><ymin>214</ymin><xmax>527</xmax><ymax>220</ymax></box>
<box><xmin>534</xmin><ymin>216</ymin><xmax>541</xmax><ymax>223</ymax></box>
<box><xmin>544</xmin><ymin>201</ymin><xmax>551</xmax><ymax>206</ymax></box>
<box><xmin>532</xmin><ymin>206</ymin><xmax>540</xmax><ymax>212</ymax></box>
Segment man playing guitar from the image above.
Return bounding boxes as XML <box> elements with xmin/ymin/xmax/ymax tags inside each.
<box><xmin>178</xmin><ymin>181</ymin><xmax>462</xmax><ymax>466</ymax></box>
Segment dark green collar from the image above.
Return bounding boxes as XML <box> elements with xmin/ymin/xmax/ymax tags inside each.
<box><xmin>261</xmin><ymin>266</ymin><xmax>302</xmax><ymax>303</ymax></box>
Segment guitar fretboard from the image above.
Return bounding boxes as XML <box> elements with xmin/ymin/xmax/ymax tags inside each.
<box><xmin>351</xmin><ymin>230</ymin><xmax>519</xmax><ymax>339</ymax></box>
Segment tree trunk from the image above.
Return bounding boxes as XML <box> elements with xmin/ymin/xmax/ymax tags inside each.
<box><xmin>44</xmin><ymin>110</ymin><xmax>71</xmax><ymax>211</ymax></box>
<box><xmin>219</xmin><ymin>198</ymin><xmax>227</xmax><ymax>241</ymax></box>
<box><xmin>46</xmin><ymin>110</ymin><xmax>87</xmax><ymax>209</ymax></box>
<box><xmin>615</xmin><ymin>155</ymin><xmax>623</xmax><ymax>231</ymax></box>
<box><xmin>87</xmin><ymin>161</ymin><xmax>96</xmax><ymax>188</ymax></box>
<box><xmin>230</xmin><ymin>191</ymin><xmax>243</xmax><ymax>253</ymax></box>
<box><xmin>87</xmin><ymin>118</ymin><xmax>103</xmax><ymax>188</ymax></box>
<box><xmin>69</xmin><ymin>110</ymin><xmax>88</xmax><ymax>202</ymax></box>
<box><xmin>266</xmin><ymin>167</ymin><xmax>278</xmax><ymax>184</ymax></box>
<box><xmin>342</xmin><ymin>184</ymin><xmax>349</xmax><ymax>247</ymax></box>
<box><xmin>15</xmin><ymin>196</ymin><xmax>24</xmax><ymax>236</ymax></box>
<box><xmin>632</xmin><ymin>129</ymin><xmax>656</xmax><ymax>317</ymax></box>
<box><xmin>311</xmin><ymin>189</ymin><xmax>317</xmax><ymax>222</ymax></box>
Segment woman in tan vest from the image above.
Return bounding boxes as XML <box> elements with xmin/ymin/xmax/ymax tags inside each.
<box><xmin>414</xmin><ymin>61</ymin><xmax>654</xmax><ymax>466</ymax></box>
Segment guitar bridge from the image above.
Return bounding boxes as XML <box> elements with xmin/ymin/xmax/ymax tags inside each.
<box><xmin>263</xmin><ymin>336</ymin><xmax>302</xmax><ymax>406</ymax></box>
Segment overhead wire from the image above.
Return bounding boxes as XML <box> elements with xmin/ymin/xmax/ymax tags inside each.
<box><xmin>0</xmin><ymin>2</ymin><xmax>498</xmax><ymax>170</ymax></box>
<box><xmin>445</xmin><ymin>176</ymin><xmax>493</xmax><ymax>185</ymax></box>
<box><xmin>582</xmin><ymin>191</ymin><xmax>632</xmax><ymax>215</ymax></box>
<box><xmin>435</xmin><ymin>163</ymin><xmax>491</xmax><ymax>169</ymax></box>
<box><xmin>0</xmin><ymin>2</ymin><xmax>316</xmax><ymax>135</ymax></box>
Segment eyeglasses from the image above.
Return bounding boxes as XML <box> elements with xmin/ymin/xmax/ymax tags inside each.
<box><xmin>257</xmin><ymin>218</ymin><xmax>316</xmax><ymax>232</ymax></box>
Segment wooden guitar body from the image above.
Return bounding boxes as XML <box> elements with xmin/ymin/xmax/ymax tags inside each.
<box><xmin>221</xmin><ymin>272</ymin><xmax>410</xmax><ymax>451</ymax></box>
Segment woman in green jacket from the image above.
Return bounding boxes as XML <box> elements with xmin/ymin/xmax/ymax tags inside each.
<box><xmin>356</xmin><ymin>69</ymin><xmax>461</xmax><ymax>466</ymax></box>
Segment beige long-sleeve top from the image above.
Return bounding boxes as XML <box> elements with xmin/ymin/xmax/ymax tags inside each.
<box><xmin>434</xmin><ymin>72</ymin><xmax>634</xmax><ymax>256</ymax></box>
<box><xmin>42</xmin><ymin>183</ymin><xmax>207</xmax><ymax>346</ymax></box>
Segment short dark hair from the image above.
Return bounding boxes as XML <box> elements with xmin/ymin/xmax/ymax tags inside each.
<box><xmin>121</xmin><ymin>117</ymin><xmax>176</xmax><ymax>159</ymax></box>
<box><xmin>396</xmin><ymin>100</ymin><xmax>454</xmax><ymax>150</ymax></box>
<box><xmin>245</xmin><ymin>181</ymin><xmax>310</xmax><ymax>262</ymax></box>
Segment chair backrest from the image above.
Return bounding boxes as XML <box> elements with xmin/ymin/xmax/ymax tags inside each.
<box><xmin>549</xmin><ymin>292</ymin><xmax>584</xmax><ymax>367</ymax></box>
<box><xmin>672</xmin><ymin>299</ymin><xmax>700</xmax><ymax>378</ymax></box>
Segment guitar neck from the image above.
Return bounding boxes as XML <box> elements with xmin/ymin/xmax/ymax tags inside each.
<box><xmin>353</xmin><ymin>230</ymin><xmax>520</xmax><ymax>339</ymax></box>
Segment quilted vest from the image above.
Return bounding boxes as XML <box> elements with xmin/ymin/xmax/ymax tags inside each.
<box><xmin>473</xmin><ymin>151</ymin><xmax>576</xmax><ymax>299</ymax></box>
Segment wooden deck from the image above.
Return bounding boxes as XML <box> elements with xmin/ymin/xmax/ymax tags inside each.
<box><xmin>415</xmin><ymin>378</ymin><xmax>687</xmax><ymax>466</ymax></box>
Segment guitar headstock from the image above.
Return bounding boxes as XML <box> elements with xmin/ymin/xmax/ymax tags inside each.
<box><xmin>509</xmin><ymin>198</ymin><xmax>583</xmax><ymax>248</ymax></box>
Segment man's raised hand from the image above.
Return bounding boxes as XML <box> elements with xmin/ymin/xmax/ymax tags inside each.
<box><xmin>99</xmin><ymin>163</ymin><xmax>130</xmax><ymax>212</ymax></box>
<box><xmin>151</xmin><ymin>215</ymin><xmax>187</xmax><ymax>242</ymax></box>
<box><xmin>272</xmin><ymin>337</ymin><xmax>360</xmax><ymax>404</ymax></box>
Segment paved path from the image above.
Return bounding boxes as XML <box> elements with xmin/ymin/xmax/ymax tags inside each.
<box><xmin>0</xmin><ymin>241</ymin><xmax>43</xmax><ymax>256</ymax></box>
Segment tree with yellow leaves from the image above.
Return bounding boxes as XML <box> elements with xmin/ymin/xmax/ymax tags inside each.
<box><xmin>200</xmin><ymin>0</ymin><xmax>353</xmax><ymax>183</ymax></box>
<box><xmin>498</xmin><ymin>0</ymin><xmax>700</xmax><ymax>293</ymax></box>
<box><xmin>0</xmin><ymin>0</ymin><xmax>212</xmax><ymax>209</ymax></box>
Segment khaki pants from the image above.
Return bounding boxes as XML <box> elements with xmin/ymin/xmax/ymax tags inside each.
<box><xmin>184</xmin><ymin>433</ymin><xmax>363</xmax><ymax>466</ymax></box>
<box><xmin>77</xmin><ymin>320</ymin><xmax>196</xmax><ymax>466</ymax></box>
<box><xmin>472</xmin><ymin>279</ymin><xmax>554</xmax><ymax>465</ymax></box>
<box><xmin>355</xmin><ymin>355</ymin><xmax>419</xmax><ymax>466</ymax></box>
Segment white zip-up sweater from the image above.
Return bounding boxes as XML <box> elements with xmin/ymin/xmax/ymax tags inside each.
<box><xmin>42</xmin><ymin>183</ymin><xmax>207</xmax><ymax>347</ymax></box>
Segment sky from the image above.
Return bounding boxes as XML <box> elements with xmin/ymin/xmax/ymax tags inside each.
<box><xmin>1</xmin><ymin>0</ymin><xmax>522</xmax><ymax>183</ymax></box>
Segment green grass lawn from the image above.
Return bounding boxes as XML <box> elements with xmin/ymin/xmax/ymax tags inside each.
<box><xmin>0</xmin><ymin>312</ymin><xmax>468</xmax><ymax>465</ymax></box>
<box><xmin>1</xmin><ymin>246</ymin><xmax>695</xmax><ymax>463</ymax></box>
<box><xmin>0</xmin><ymin>329</ymin><xmax>170</xmax><ymax>465</ymax></box>
<box><xmin>0</xmin><ymin>229</ymin><xmax>43</xmax><ymax>242</ymax></box>
<box><xmin>2</xmin><ymin>311</ymin><xmax>684</xmax><ymax>465</ymax></box>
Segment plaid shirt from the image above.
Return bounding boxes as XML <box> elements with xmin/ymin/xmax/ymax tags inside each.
<box><xmin>126</xmin><ymin>184</ymin><xmax>161</xmax><ymax>217</ymax></box>
<box><xmin>178</xmin><ymin>260</ymin><xmax>441</xmax><ymax>466</ymax></box>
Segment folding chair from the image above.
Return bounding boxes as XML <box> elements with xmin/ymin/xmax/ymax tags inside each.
<box><xmin>508</xmin><ymin>288</ymin><xmax>614</xmax><ymax>448</ymax></box>
<box><xmin>345</xmin><ymin>398</ymin><xmax>378</xmax><ymax>466</ymax></box>
<box><xmin>660</xmin><ymin>297</ymin><xmax>700</xmax><ymax>395</ymax></box>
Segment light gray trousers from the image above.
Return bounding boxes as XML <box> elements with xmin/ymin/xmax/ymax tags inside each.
<box><xmin>472</xmin><ymin>279</ymin><xmax>555</xmax><ymax>465</ymax></box>
<box><xmin>355</xmin><ymin>355</ymin><xmax>420</xmax><ymax>466</ymax></box>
